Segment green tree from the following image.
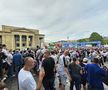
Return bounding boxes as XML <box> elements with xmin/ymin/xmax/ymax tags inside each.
<box><xmin>78</xmin><ymin>38</ymin><xmax>89</xmax><ymax>42</ymax></box>
<box><xmin>89</xmin><ymin>32</ymin><xmax>104</xmax><ymax>44</ymax></box>
<box><xmin>103</xmin><ymin>39</ymin><xmax>108</xmax><ymax>44</ymax></box>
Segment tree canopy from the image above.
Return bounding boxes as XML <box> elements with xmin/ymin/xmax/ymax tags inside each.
<box><xmin>77</xmin><ymin>32</ymin><xmax>106</xmax><ymax>45</ymax></box>
<box><xmin>78</xmin><ymin>38</ymin><xmax>89</xmax><ymax>42</ymax></box>
<box><xmin>89</xmin><ymin>32</ymin><xmax>104</xmax><ymax>44</ymax></box>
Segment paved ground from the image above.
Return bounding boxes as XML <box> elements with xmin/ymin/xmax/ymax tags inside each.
<box><xmin>5</xmin><ymin>62</ymin><xmax>108</xmax><ymax>90</ymax></box>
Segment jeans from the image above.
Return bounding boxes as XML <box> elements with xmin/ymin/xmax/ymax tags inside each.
<box><xmin>7</xmin><ymin>64</ymin><xmax>13</xmax><ymax>77</ymax></box>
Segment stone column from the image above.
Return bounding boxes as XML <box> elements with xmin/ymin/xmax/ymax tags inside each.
<box><xmin>11</xmin><ymin>35</ymin><xmax>14</xmax><ymax>50</ymax></box>
<box><xmin>2</xmin><ymin>33</ymin><xmax>5</xmax><ymax>44</ymax></box>
<box><xmin>20</xmin><ymin>35</ymin><xmax>22</xmax><ymax>50</ymax></box>
<box><xmin>26</xmin><ymin>35</ymin><xmax>29</xmax><ymax>48</ymax></box>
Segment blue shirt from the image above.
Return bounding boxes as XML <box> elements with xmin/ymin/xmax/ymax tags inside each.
<box><xmin>85</xmin><ymin>63</ymin><xmax>105</xmax><ymax>89</ymax></box>
<box><xmin>13</xmin><ymin>53</ymin><xmax>23</xmax><ymax>66</ymax></box>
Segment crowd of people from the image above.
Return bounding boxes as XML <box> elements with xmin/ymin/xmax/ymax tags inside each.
<box><xmin>0</xmin><ymin>44</ymin><xmax>108</xmax><ymax>90</ymax></box>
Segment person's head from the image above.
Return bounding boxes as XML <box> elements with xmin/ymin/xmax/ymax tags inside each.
<box><xmin>2</xmin><ymin>44</ymin><xmax>6</xmax><ymax>49</ymax></box>
<box><xmin>83</xmin><ymin>58</ymin><xmax>88</xmax><ymax>63</ymax></box>
<box><xmin>27</xmin><ymin>48</ymin><xmax>30</xmax><ymax>51</ymax></box>
<box><xmin>73</xmin><ymin>58</ymin><xmax>77</xmax><ymax>62</ymax></box>
<box><xmin>79</xmin><ymin>59</ymin><xmax>83</xmax><ymax>63</ymax></box>
<box><xmin>45</xmin><ymin>46</ymin><xmax>48</xmax><ymax>49</ymax></box>
<box><xmin>51</xmin><ymin>51</ymin><xmax>55</xmax><ymax>55</ymax></box>
<box><xmin>15</xmin><ymin>50</ymin><xmax>19</xmax><ymax>53</ymax></box>
<box><xmin>37</xmin><ymin>45</ymin><xmax>40</xmax><ymax>49</ymax></box>
<box><xmin>93</xmin><ymin>58</ymin><xmax>99</xmax><ymax>64</ymax></box>
<box><xmin>24</xmin><ymin>57</ymin><xmax>35</xmax><ymax>70</ymax></box>
<box><xmin>9</xmin><ymin>49</ymin><xmax>12</xmax><ymax>53</ymax></box>
<box><xmin>72</xmin><ymin>58</ymin><xmax>80</xmax><ymax>64</ymax></box>
<box><xmin>64</xmin><ymin>50</ymin><xmax>69</xmax><ymax>56</ymax></box>
<box><xmin>43</xmin><ymin>50</ymin><xmax>50</xmax><ymax>59</ymax></box>
<box><xmin>28</xmin><ymin>50</ymin><xmax>31</xmax><ymax>53</ymax></box>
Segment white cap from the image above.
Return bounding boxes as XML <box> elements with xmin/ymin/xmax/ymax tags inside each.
<box><xmin>83</xmin><ymin>58</ymin><xmax>88</xmax><ymax>62</ymax></box>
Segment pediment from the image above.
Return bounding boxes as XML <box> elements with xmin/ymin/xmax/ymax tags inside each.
<box><xmin>12</xmin><ymin>28</ymin><xmax>35</xmax><ymax>33</ymax></box>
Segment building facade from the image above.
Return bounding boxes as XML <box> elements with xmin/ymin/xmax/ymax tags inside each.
<box><xmin>0</xmin><ymin>25</ymin><xmax>44</xmax><ymax>50</ymax></box>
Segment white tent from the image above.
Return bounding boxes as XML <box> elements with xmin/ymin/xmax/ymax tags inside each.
<box><xmin>104</xmin><ymin>44</ymin><xmax>108</xmax><ymax>47</ymax></box>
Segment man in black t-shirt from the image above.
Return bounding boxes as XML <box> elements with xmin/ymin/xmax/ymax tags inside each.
<box><xmin>42</xmin><ymin>57</ymin><xmax>55</xmax><ymax>90</ymax></box>
<box><xmin>36</xmin><ymin>50</ymin><xmax>55</xmax><ymax>90</ymax></box>
<box><xmin>69</xmin><ymin>58</ymin><xmax>82</xmax><ymax>90</ymax></box>
<box><xmin>42</xmin><ymin>57</ymin><xmax>55</xmax><ymax>79</ymax></box>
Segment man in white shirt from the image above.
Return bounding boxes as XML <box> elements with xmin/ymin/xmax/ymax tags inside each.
<box><xmin>18</xmin><ymin>57</ymin><xmax>36</xmax><ymax>90</ymax></box>
<box><xmin>57</xmin><ymin>50</ymin><xmax>71</xmax><ymax>90</ymax></box>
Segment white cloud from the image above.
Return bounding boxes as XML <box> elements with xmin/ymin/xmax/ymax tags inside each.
<box><xmin>0</xmin><ymin>0</ymin><xmax>108</xmax><ymax>42</ymax></box>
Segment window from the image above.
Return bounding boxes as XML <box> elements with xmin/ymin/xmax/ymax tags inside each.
<box><xmin>39</xmin><ymin>37</ymin><xmax>43</xmax><ymax>40</ymax></box>
<box><xmin>29</xmin><ymin>43</ymin><xmax>32</xmax><ymax>46</ymax></box>
<box><xmin>14</xmin><ymin>35</ymin><xmax>20</xmax><ymax>41</ymax></box>
<box><xmin>16</xmin><ymin>43</ymin><xmax>20</xmax><ymax>47</ymax></box>
<box><xmin>28</xmin><ymin>36</ymin><xmax>32</xmax><ymax>41</ymax></box>
<box><xmin>22</xmin><ymin>43</ymin><xmax>26</xmax><ymax>47</ymax></box>
<box><xmin>28</xmin><ymin>36</ymin><xmax>32</xmax><ymax>47</ymax></box>
<box><xmin>22</xmin><ymin>35</ymin><xmax>26</xmax><ymax>41</ymax></box>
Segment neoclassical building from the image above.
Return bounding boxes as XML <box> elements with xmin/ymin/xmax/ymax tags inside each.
<box><xmin>0</xmin><ymin>25</ymin><xmax>44</xmax><ymax>50</ymax></box>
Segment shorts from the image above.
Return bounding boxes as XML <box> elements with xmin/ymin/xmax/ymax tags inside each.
<box><xmin>58</xmin><ymin>75</ymin><xmax>67</xmax><ymax>86</ymax></box>
<box><xmin>81</xmin><ymin>78</ymin><xmax>87</xmax><ymax>86</ymax></box>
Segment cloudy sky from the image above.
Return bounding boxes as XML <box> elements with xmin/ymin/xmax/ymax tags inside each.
<box><xmin>0</xmin><ymin>0</ymin><xmax>108</xmax><ymax>42</ymax></box>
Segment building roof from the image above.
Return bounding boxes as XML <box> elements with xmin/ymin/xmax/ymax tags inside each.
<box><xmin>0</xmin><ymin>25</ymin><xmax>44</xmax><ymax>36</ymax></box>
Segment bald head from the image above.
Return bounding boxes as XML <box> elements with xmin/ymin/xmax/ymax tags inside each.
<box><xmin>24</xmin><ymin>57</ymin><xmax>35</xmax><ymax>69</ymax></box>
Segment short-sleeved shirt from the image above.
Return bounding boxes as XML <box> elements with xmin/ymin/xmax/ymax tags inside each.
<box><xmin>69</xmin><ymin>62</ymin><xmax>81</xmax><ymax>78</ymax></box>
<box><xmin>18</xmin><ymin>68</ymin><xmax>36</xmax><ymax>90</ymax></box>
<box><xmin>42</xmin><ymin>57</ymin><xmax>55</xmax><ymax>79</ymax></box>
<box><xmin>57</xmin><ymin>55</ymin><xmax>68</xmax><ymax>76</ymax></box>
<box><xmin>85</xmin><ymin>64</ymin><xmax>106</xmax><ymax>89</ymax></box>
